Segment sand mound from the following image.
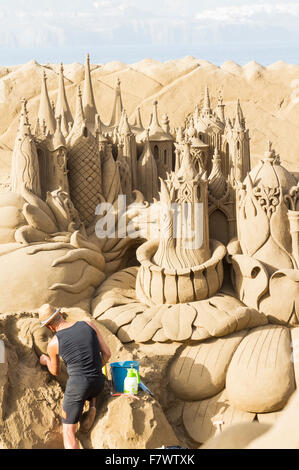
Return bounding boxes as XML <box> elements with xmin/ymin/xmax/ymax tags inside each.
<box><xmin>0</xmin><ymin>313</ymin><xmax>64</xmax><ymax>449</ymax></box>
<box><xmin>83</xmin><ymin>394</ymin><xmax>181</xmax><ymax>449</ymax></box>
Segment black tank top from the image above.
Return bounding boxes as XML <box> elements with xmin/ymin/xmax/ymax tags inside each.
<box><xmin>56</xmin><ymin>321</ymin><xmax>103</xmax><ymax>378</ymax></box>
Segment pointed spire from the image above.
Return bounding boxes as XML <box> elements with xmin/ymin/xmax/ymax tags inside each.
<box><xmin>177</xmin><ymin>142</ymin><xmax>197</xmax><ymax>181</ymax></box>
<box><xmin>18</xmin><ymin>98</ymin><xmax>31</xmax><ymax>138</ymax></box>
<box><xmin>12</xmin><ymin>98</ymin><xmax>41</xmax><ymax>197</ymax></box>
<box><xmin>82</xmin><ymin>53</ymin><xmax>97</xmax><ymax>129</ymax></box>
<box><xmin>203</xmin><ymin>86</ymin><xmax>211</xmax><ymax>112</ymax></box>
<box><xmin>56</xmin><ymin>62</ymin><xmax>73</xmax><ymax>137</ymax></box>
<box><xmin>137</xmin><ymin>129</ymin><xmax>159</xmax><ymax>202</ymax></box>
<box><xmin>150</xmin><ymin>100</ymin><xmax>160</xmax><ymax>131</ymax></box>
<box><xmin>67</xmin><ymin>86</ymin><xmax>85</xmax><ymax>144</ymax></box>
<box><xmin>52</xmin><ymin>115</ymin><xmax>67</xmax><ymax>150</ymax></box>
<box><xmin>234</xmin><ymin>99</ymin><xmax>246</xmax><ymax>130</ymax></box>
<box><xmin>119</xmin><ymin>110</ymin><xmax>131</xmax><ymax>135</ymax></box>
<box><xmin>38</xmin><ymin>70</ymin><xmax>56</xmax><ymax>135</ymax></box>
<box><xmin>95</xmin><ymin>114</ymin><xmax>108</xmax><ymax>143</ymax></box>
<box><xmin>217</xmin><ymin>89</ymin><xmax>225</xmax><ymax>123</ymax></box>
<box><xmin>109</xmin><ymin>77</ymin><xmax>123</xmax><ymax>127</ymax></box>
<box><xmin>208</xmin><ymin>147</ymin><xmax>227</xmax><ymax>199</ymax></box>
<box><xmin>134</xmin><ymin>107</ymin><xmax>144</xmax><ymax>129</ymax></box>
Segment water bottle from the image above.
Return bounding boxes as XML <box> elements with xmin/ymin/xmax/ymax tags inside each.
<box><xmin>123</xmin><ymin>365</ymin><xmax>139</xmax><ymax>395</ymax></box>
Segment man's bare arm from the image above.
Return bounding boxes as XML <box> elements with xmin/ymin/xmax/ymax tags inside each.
<box><xmin>85</xmin><ymin>321</ymin><xmax>111</xmax><ymax>366</ymax></box>
<box><xmin>40</xmin><ymin>337</ymin><xmax>61</xmax><ymax>376</ymax></box>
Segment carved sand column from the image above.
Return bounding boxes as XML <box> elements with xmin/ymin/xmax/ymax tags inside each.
<box><xmin>11</xmin><ymin>99</ymin><xmax>41</xmax><ymax>198</ymax></box>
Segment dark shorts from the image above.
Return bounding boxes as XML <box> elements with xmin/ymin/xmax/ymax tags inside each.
<box><xmin>62</xmin><ymin>375</ymin><xmax>105</xmax><ymax>425</ymax></box>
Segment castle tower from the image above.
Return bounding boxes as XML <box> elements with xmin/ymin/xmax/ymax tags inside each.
<box><xmin>216</xmin><ymin>91</ymin><xmax>225</xmax><ymax>124</ymax></box>
<box><xmin>109</xmin><ymin>78</ymin><xmax>123</xmax><ymax>128</ymax></box>
<box><xmin>46</xmin><ymin>116</ymin><xmax>69</xmax><ymax>194</ymax></box>
<box><xmin>11</xmin><ymin>99</ymin><xmax>41</xmax><ymax>197</ymax></box>
<box><xmin>208</xmin><ymin>147</ymin><xmax>236</xmax><ymax>244</ymax></box>
<box><xmin>226</xmin><ymin>99</ymin><xmax>251</xmax><ymax>183</ymax></box>
<box><xmin>201</xmin><ymin>86</ymin><xmax>212</xmax><ymax>119</ymax></box>
<box><xmin>55</xmin><ymin>63</ymin><xmax>73</xmax><ymax>137</ymax></box>
<box><xmin>137</xmin><ymin>131</ymin><xmax>159</xmax><ymax>203</ymax></box>
<box><xmin>67</xmin><ymin>86</ymin><xmax>102</xmax><ymax>227</ymax></box>
<box><xmin>153</xmin><ymin>141</ymin><xmax>210</xmax><ymax>270</ymax></box>
<box><xmin>82</xmin><ymin>53</ymin><xmax>97</xmax><ymax>133</ymax></box>
<box><xmin>148</xmin><ymin>101</ymin><xmax>174</xmax><ymax>180</ymax></box>
<box><xmin>116</xmin><ymin>140</ymin><xmax>132</xmax><ymax>203</ymax></box>
<box><xmin>133</xmin><ymin>107</ymin><xmax>144</xmax><ymax>131</ymax></box>
<box><xmin>37</xmin><ymin>71</ymin><xmax>56</xmax><ymax>136</ymax></box>
<box><xmin>102</xmin><ymin>143</ymin><xmax>122</xmax><ymax>205</ymax></box>
<box><xmin>119</xmin><ymin>110</ymin><xmax>138</xmax><ymax>190</ymax></box>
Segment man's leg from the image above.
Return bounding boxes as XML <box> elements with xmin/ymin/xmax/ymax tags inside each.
<box><xmin>80</xmin><ymin>397</ymin><xmax>97</xmax><ymax>433</ymax></box>
<box><xmin>62</xmin><ymin>423</ymin><xmax>80</xmax><ymax>449</ymax></box>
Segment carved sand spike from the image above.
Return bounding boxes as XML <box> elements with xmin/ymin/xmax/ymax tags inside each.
<box><xmin>11</xmin><ymin>99</ymin><xmax>41</xmax><ymax>198</ymax></box>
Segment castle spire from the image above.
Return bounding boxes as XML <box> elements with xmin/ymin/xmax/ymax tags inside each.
<box><xmin>137</xmin><ymin>130</ymin><xmax>159</xmax><ymax>202</ymax></box>
<box><xmin>150</xmin><ymin>100</ymin><xmax>161</xmax><ymax>132</ymax></box>
<box><xmin>234</xmin><ymin>99</ymin><xmax>245</xmax><ymax>130</ymax></box>
<box><xmin>56</xmin><ymin>62</ymin><xmax>73</xmax><ymax>136</ymax></box>
<box><xmin>67</xmin><ymin>86</ymin><xmax>85</xmax><ymax>145</ymax></box>
<box><xmin>208</xmin><ymin>147</ymin><xmax>227</xmax><ymax>199</ymax></box>
<box><xmin>52</xmin><ymin>115</ymin><xmax>67</xmax><ymax>150</ymax></box>
<box><xmin>177</xmin><ymin>142</ymin><xmax>197</xmax><ymax>182</ymax></box>
<box><xmin>119</xmin><ymin>110</ymin><xmax>131</xmax><ymax>135</ymax></box>
<box><xmin>109</xmin><ymin>77</ymin><xmax>123</xmax><ymax>127</ymax></box>
<box><xmin>217</xmin><ymin>90</ymin><xmax>225</xmax><ymax>123</ymax></box>
<box><xmin>38</xmin><ymin>71</ymin><xmax>56</xmax><ymax>135</ymax></box>
<box><xmin>11</xmin><ymin>99</ymin><xmax>41</xmax><ymax>197</ymax></box>
<box><xmin>18</xmin><ymin>98</ymin><xmax>31</xmax><ymax>138</ymax></box>
<box><xmin>82</xmin><ymin>53</ymin><xmax>97</xmax><ymax>129</ymax></box>
<box><xmin>134</xmin><ymin>107</ymin><xmax>144</xmax><ymax>129</ymax></box>
<box><xmin>203</xmin><ymin>86</ymin><xmax>211</xmax><ymax>112</ymax></box>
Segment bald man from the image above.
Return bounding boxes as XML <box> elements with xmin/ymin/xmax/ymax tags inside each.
<box><xmin>38</xmin><ymin>304</ymin><xmax>111</xmax><ymax>449</ymax></box>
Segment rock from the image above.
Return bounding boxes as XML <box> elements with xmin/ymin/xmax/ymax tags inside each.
<box><xmin>226</xmin><ymin>325</ymin><xmax>295</xmax><ymax>412</ymax></box>
<box><xmin>0</xmin><ymin>314</ymin><xmax>64</xmax><ymax>449</ymax></box>
<box><xmin>89</xmin><ymin>394</ymin><xmax>180</xmax><ymax>449</ymax></box>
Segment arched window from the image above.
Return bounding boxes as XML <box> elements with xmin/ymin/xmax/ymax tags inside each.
<box><xmin>164</xmin><ymin>149</ymin><xmax>167</xmax><ymax>165</ymax></box>
<box><xmin>154</xmin><ymin>145</ymin><xmax>159</xmax><ymax>160</ymax></box>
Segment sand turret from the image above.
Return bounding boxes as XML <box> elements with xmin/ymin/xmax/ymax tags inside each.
<box><xmin>83</xmin><ymin>53</ymin><xmax>97</xmax><ymax>131</ymax></box>
<box><xmin>55</xmin><ymin>63</ymin><xmax>73</xmax><ymax>137</ymax></box>
<box><xmin>37</xmin><ymin>71</ymin><xmax>56</xmax><ymax>136</ymax></box>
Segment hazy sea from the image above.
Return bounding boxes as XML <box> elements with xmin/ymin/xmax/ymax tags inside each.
<box><xmin>0</xmin><ymin>40</ymin><xmax>298</xmax><ymax>66</ymax></box>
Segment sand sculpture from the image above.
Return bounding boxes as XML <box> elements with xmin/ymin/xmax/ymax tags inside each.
<box><xmin>1</xmin><ymin>53</ymin><xmax>299</xmax><ymax>448</ymax></box>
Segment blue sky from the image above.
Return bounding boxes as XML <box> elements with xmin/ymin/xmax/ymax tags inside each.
<box><xmin>0</xmin><ymin>0</ymin><xmax>298</xmax><ymax>65</ymax></box>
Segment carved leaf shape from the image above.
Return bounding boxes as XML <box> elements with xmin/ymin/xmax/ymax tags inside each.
<box><xmin>161</xmin><ymin>303</ymin><xmax>196</xmax><ymax>341</ymax></box>
<box><xmin>239</xmin><ymin>189</ymin><xmax>270</xmax><ymax>256</ymax></box>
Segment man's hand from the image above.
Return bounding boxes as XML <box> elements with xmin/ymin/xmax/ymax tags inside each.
<box><xmin>40</xmin><ymin>354</ymin><xmax>49</xmax><ymax>366</ymax></box>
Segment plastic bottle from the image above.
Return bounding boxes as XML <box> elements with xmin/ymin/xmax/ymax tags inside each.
<box><xmin>123</xmin><ymin>366</ymin><xmax>139</xmax><ymax>395</ymax></box>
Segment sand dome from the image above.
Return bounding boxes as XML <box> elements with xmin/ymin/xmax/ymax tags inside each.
<box><xmin>245</xmin><ymin>143</ymin><xmax>297</xmax><ymax>193</ymax></box>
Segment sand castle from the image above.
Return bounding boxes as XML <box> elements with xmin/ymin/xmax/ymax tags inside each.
<box><xmin>0</xmin><ymin>54</ymin><xmax>299</xmax><ymax>448</ymax></box>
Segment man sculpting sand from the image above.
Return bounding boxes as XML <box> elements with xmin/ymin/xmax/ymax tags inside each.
<box><xmin>38</xmin><ymin>304</ymin><xmax>111</xmax><ymax>449</ymax></box>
